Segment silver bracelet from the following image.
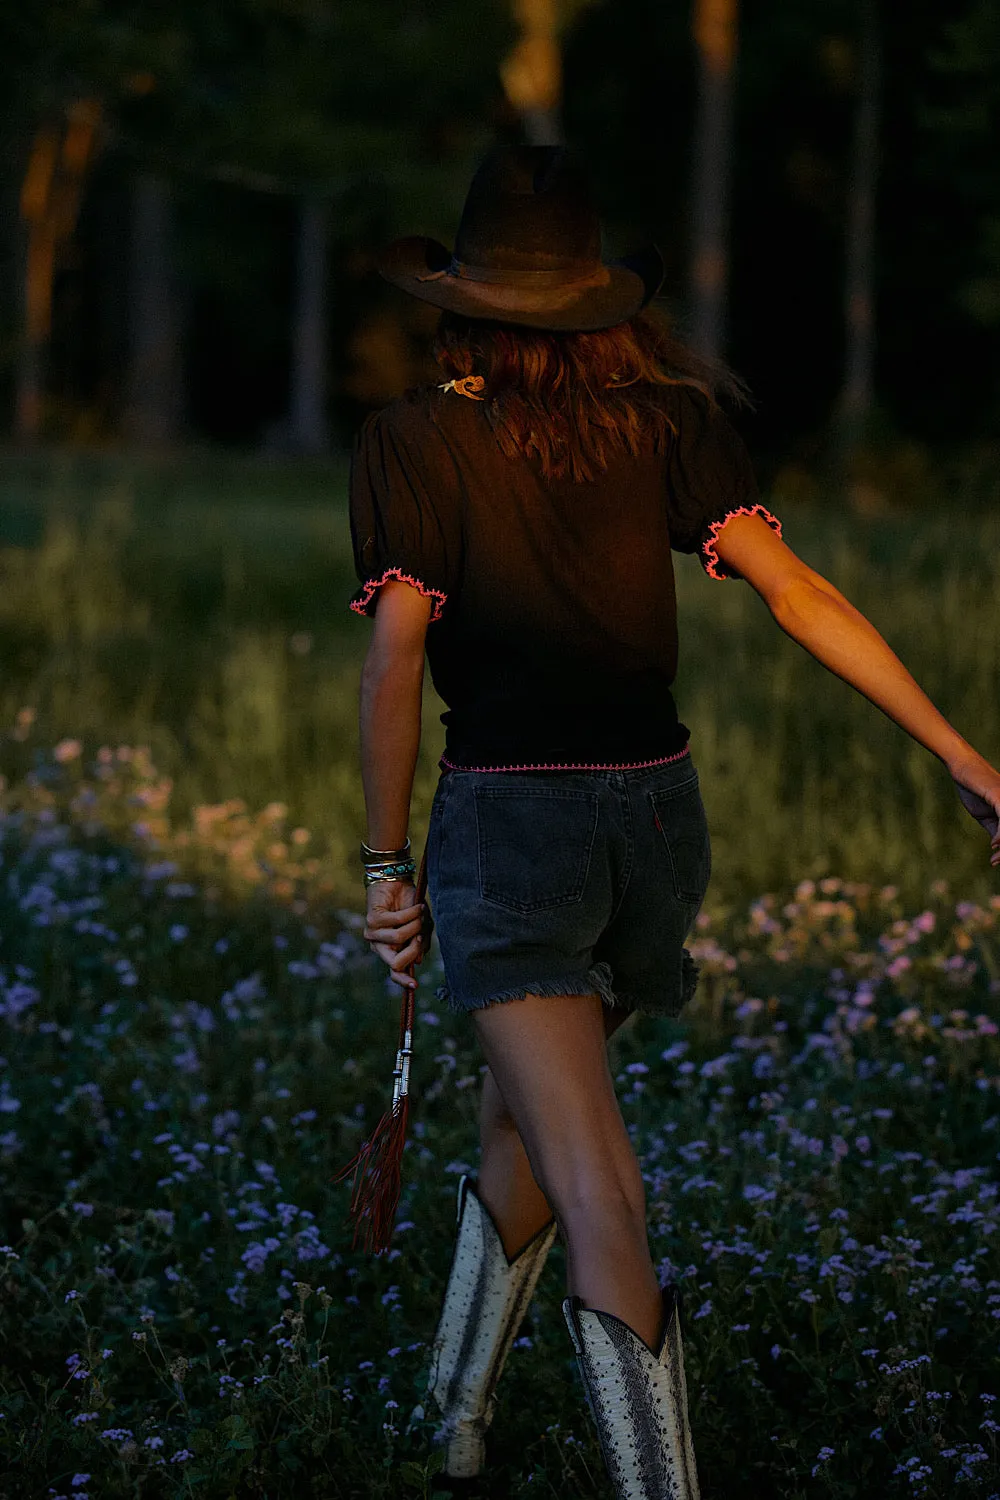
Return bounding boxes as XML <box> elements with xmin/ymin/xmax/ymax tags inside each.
<box><xmin>361</xmin><ymin>837</ymin><xmax>411</xmax><ymax>864</ymax></box>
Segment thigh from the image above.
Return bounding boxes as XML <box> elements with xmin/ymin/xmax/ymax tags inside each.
<box><xmin>480</xmin><ymin>995</ymin><xmax>632</xmax><ymax>1138</ymax></box>
<box><xmin>471</xmin><ymin>991</ymin><xmax>644</xmax><ymax>1220</ymax></box>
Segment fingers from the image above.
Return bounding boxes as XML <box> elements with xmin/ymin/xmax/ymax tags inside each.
<box><xmin>364</xmin><ymin>887</ymin><xmax>428</xmax><ymax>988</ymax></box>
<box><xmin>371</xmin><ymin>936</ymin><xmax>423</xmax><ymax>990</ymax></box>
<box><xmin>364</xmin><ymin>908</ymin><xmax>424</xmax><ymax>947</ymax></box>
<box><xmin>367</xmin><ymin>900</ymin><xmax>424</xmax><ymax>928</ymax></box>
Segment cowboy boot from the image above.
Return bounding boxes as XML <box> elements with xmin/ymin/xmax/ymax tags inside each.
<box><xmin>423</xmin><ymin>1173</ymin><xmax>558</xmax><ymax>1480</ymax></box>
<box><xmin>562</xmin><ymin>1283</ymin><xmax>701</xmax><ymax>1499</ymax></box>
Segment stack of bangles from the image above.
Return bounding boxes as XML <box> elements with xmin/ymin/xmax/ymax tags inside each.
<box><xmin>361</xmin><ymin>837</ymin><xmax>416</xmax><ymax>888</ymax></box>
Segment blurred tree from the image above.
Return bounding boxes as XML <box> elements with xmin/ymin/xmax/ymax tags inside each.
<box><xmin>15</xmin><ymin>100</ymin><xmax>102</xmax><ymax>442</ymax></box>
<box><xmin>0</xmin><ymin>0</ymin><xmax>515</xmax><ymax>444</ymax></box>
<box><xmin>562</xmin><ymin>0</ymin><xmax>694</xmax><ymax>293</ymax></box>
<box><xmin>3</xmin><ymin>1</ymin><xmax>995</xmax><ymax>451</ymax></box>
<box><xmin>288</xmin><ymin>196</ymin><xmax>331</xmax><ymax>455</ymax></box>
<box><xmin>125</xmin><ymin>174</ymin><xmax>183</xmax><ymax>446</ymax></box>
<box><xmin>501</xmin><ymin>0</ymin><xmax>564</xmax><ymax>146</ymax></box>
<box><xmin>688</xmin><ymin>0</ymin><xmax>738</xmax><ymax>358</ymax></box>
<box><xmin>835</xmin><ymin>0</ymin><xmax>881</xmax><ymax>471</ymax></box>
<box><xmin>924</xmin><ymin>1</ymin><xmax>1000</xmax><ymax>334</ymax></box>
<box><xmin>499</xmin><ymin>1</ymin><xmax>601</xmax><ymax>148</ymax></box>
<box><xmin>564</xmin><ymin>0</ymin><xmax>1000</xmax><ymax>460</ymax></box>
<box><xmin>869</xmin><ymin>0</ymin><xmax>998</xmax><ymax>444</ymax></box>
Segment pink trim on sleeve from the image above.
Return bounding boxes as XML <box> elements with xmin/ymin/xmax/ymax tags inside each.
<box><xmin>701</xmin><ymin>503</ymin><xmax>783</xmax><ymax>581</ymax></box>
<box><xmin>350</xmin><ymin>567</ymin><xmax>447</xmax><ymax>622</ymax></box>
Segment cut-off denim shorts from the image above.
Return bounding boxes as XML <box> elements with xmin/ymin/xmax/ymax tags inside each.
<box><xmin>425</xmin><ymin>749</ymin><xmax>711</xmax><ymax>1019</ymax></box>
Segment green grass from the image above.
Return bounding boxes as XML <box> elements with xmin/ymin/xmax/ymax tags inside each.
<box><xmin>0</xmin><ymin>455</ymin><xmax>997</xmax><ymax>910</ymax></box>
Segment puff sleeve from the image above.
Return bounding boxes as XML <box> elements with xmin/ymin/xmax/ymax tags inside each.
<box><xmin>665</xmin><ymin>389</ymin><xmax>782</xmax><ymax>580</ymax></box>
<box><xmin>348</xmin><ymin>398</ymin><xmax>461</xmax><ymax>622</ymax></box>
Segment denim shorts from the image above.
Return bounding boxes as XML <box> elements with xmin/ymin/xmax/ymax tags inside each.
<box><xmin>424</xmin><ymin>750</ymin><xmax>711</xmax><ymax>1019</ymax></box>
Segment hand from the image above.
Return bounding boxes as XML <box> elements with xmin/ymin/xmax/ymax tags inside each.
<box><xmin>948</xmin><ymin>754</ymin><xmax>1000</xmax><ymax>867</ymax></box>
<box><xmin>364</xmin><ymin>880</ymin><xmax>426</xmax><ymax>991</ymax></box>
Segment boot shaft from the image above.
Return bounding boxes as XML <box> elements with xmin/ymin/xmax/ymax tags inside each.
<box><xmin>563</xmin><ymin>1284</ymin><xmax>701</xmax><ymax>1500</ymax></box>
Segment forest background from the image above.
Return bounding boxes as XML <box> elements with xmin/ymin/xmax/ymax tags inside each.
<box><xmin>2</xmin><ymin>0</ymin><xmax>998</xmax><ymax>474</ymax></box>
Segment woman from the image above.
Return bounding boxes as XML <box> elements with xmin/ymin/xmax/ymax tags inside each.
<box><xmin>349</xmin><ymin>146</ymin><xmax>1000</xmax><ymax>1499</ymax></box>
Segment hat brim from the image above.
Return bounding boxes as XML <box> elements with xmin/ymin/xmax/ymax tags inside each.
<box><xmin>376</xmin><ymin>236</ymin><xmax>664</xmax><ymax>332</ymax></box>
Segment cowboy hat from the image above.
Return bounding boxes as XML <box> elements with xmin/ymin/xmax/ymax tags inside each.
<box><xmin>377</xmin><ymin>145</ymin><xmax>664</xmax><ymax>332</ymax></box>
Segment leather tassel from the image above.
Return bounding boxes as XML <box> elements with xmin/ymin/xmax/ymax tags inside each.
<box><xmin>333</xmin><ymin>849</ymin><xmax>429</xmax><ymax>1255</ymax></box>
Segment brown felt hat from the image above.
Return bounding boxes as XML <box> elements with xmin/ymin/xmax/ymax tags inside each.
<box><xmin>377</xmin><ymin>145</ymin><xmax>664</xmax><ymax>332</ymax></box>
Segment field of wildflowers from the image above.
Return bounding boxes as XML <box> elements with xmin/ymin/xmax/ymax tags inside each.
<box><xmin>1</xmin><ymin>743</ymin><xmax>999</xmax><ymax>1497</ymax></box>
<box><xmin>1</xmin><ymin>461</ymin><xmax>998</xmax><ymax>1495</ymax></box>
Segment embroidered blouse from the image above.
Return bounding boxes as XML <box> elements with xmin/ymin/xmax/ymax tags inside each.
<box><xmin>348</xmin><ymin>379</ymin><xmax>781</xmax><ymax>771</ymax></box>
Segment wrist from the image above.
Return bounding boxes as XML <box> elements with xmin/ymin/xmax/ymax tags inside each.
<box><xmin>943</xmin><ymin>740</ymin><xmax>986</xmax><ymax>779</ymax></box>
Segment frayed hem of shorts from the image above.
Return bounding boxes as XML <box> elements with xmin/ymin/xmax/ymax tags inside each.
<box><xmin>623</xmin><ymin>949</ymin><xmax>701</xmax><ymax>1020</ymax></box>
<box><xmin>435</xmin><ymin>951</ymin><xmax>702</xmax><ymax>1019</ymax></box>
<box><xmin>588</xmin><ymin>950</ymin><xmax>703</xmax><ymax>1021</ymax></box>
<box><xmin>437</xmin><ymin>961</ymin><xmax>618</xmax><ymax>1015</ymax></box>
<box><xmin>681</xmin><ymin>947</ymin><xmax>701</xmax><ymax>1005</ymax></box>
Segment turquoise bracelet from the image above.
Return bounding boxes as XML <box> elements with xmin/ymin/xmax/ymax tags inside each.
<box><xmin>363</xmin><ymin>860</ymin><xmax>416</xmax><ymax>888</ymax></box>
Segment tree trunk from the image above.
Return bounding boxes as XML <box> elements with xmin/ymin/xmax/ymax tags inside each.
<box><xmin>688</xmin><ymin>0</ymin><xmax>738</xmax><ymax>359</ymax></box>
<box><xmin>837</xmin><ymin>0</ymin><xmax>881</xmax><ymax>469</ymax></box>
<box><xmin>125</xmin><ymin>174</ymin><xmax>183</xmax><ymax>446</ymax></box>
<box><xmin>15</xmin><ymin>126</ymin><xmax>60</xmax><ymax>442</ymax></box>
<box><xmin>287</xmin><ymin>194</ymin><xmax>330</xmax><ymax>456</ymax></box>
<box><xmin>501</xmin><ymin>0</ymin><xmax>564</xmax><ymax>146</ymax></box>
<box><xmin>15</xmin><ymin>103</ymin><xmax>102</xmax><ymax>443</ymax></box>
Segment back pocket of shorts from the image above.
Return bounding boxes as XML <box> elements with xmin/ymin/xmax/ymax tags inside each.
<box><xmin>648</xmin><ymin>777</ymin><xmax>711</xmax><ymax>906</ymax></box>
<box><xmin>474</xmin><ymin>786</ymin><xmax>599</xmax><ymax>913</ymax></box>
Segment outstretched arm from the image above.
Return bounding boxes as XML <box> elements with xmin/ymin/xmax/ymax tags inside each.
<box><xmin>711</xmin><ymin>511</ymin><xmax>1000</xmax><ymax>865</ymax></box>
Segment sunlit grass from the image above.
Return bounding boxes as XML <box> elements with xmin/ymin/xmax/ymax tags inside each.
<box><xmin>0</xmin><ymin>459</ymin><xmax>998</xmax><ymax>914</ymax></box>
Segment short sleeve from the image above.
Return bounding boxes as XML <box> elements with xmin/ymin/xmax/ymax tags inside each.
<box><xmin>665</xmin><ymin>390</ymin><xmax>782</xmax><ymax>581</ymax></box>
<box><xmin>348</xmin><ymin>397</ymin><xmax>460</xmax><ymax>622</ymax></box>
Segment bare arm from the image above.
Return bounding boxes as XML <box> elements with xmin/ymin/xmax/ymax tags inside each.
<box><xmin>358</xmin><ymin>579</ymin><xmax>432</xmax><ymax>988</ymax></box>
<box><xmin>712</xmin><ymin>511</ymin><xmax>1000</xmax><ymax>864</ymax></box>
<box><xmin>771</xmin><ymin>574</ymin><xmax>973</xmax><ymax>767</ymax></box>
<box><xmin>360</xmin><ymin>580</ymin><xmax>429</xmax><ymax>849</ymax></box>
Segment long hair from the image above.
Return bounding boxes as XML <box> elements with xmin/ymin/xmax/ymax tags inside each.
<box><xmin>433</xmin><ymin>306</ymin><xmax>749</xmax><ymax>484</ymax></box>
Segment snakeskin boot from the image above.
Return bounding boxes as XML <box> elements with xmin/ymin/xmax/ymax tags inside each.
<box><xmin>423</xmin><ymin>1173</ymin><xmax>558</xmax><ymax>1480</ymax></box>
<box><xmin>562</xmin><ymin>1283</ymin><xmax>701</xmax><ymax>1499</ymax></box>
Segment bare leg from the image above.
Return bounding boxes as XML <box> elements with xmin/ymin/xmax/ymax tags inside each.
<box><xmin>476</xmin><ymin>1067</ymin><xmax>554</xmax><ymax>1259</ymax></box>
<box><xmin>476</xmin><ymin>1001</ymin><xmax>633</xmax><ymax>1259</ymax></box>
<box><xmin>471</xmin><ymin>993</ymin><xmax>663</xmax><ymax>1353</ymax></box>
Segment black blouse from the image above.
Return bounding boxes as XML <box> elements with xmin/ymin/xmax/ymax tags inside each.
<box><xmin>348</xmin><ymin>381</ymin><xmax>781</xmax><ymax>770</ymax></box>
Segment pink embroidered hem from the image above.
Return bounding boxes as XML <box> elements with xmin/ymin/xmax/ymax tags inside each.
<box><xmin>439</xmin><ymin>745</ymin><xmax>691</xmax><ymax>774</ymax></box>
<box><xmin>350</xmin><ymin>567</ymin><xmax>446</xmax><ymax>622</ymax></box>
<box><xmin>701</xmin><ymin>503</ymin><xmax>782</xmax><ymax>581</ymax></box>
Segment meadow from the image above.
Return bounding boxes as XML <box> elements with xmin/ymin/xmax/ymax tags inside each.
<box><xmin>0</xmin><ymin>457</ymin><xmax>999</xmax><ymax>1497</ymax></box>
<box><xmin>0</xmin><ymin>453</ymin><xmax>998</xmax><ymax>909</ymax></box>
